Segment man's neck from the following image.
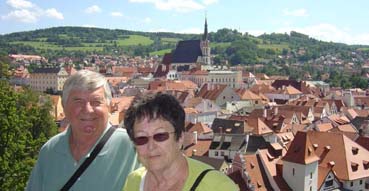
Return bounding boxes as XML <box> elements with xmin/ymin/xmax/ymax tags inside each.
<box><xmin>69</xmin><ymin>126</ymin><xmax>106</xmax><ymax>162</ymax></box>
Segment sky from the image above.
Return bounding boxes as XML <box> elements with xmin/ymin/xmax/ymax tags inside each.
<box><xmin>2</xmin><ymin>0</ymin><xmax>369</xmax><ymax>45</ymax></box>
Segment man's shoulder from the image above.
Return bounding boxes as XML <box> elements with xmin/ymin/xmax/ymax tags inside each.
<box><xmin>108</xmin><ymin>127</ymin><xmax>134</xmax><ymax>148</ymax></box>
<box><xmin>113</xmin><ymin>126</ymin><xmax>128</xmax><ymax>134</ymax></box>
<box><xmin>39</xmin><ymin>131</ymin><xmax>68</xmax><ymax>154</ymax></box>
<box><xmin>111</xmin><ymin>127</ymin><xmax>130</xmax><ymax>139</ymax></box>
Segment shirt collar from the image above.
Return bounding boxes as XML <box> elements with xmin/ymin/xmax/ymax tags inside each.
<box><xmin>54</xmin><ymin>123</ymin><xmax>112</xmax><ymax>157</ymax></box>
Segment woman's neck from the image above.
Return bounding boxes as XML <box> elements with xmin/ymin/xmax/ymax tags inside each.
<box><xmin>145</xmin><ymin>155</ymin><xmax>188</xmax><ymax>191</ymax></box>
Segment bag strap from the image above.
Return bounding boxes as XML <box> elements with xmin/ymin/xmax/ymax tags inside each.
<box><xmin>60</xmin><ymin>126</ymin><xmax>117</xmax><ymax>191</ymax></box>
<box><xmin>190</xmin><ymin>169</ymin><xmax>216</xmax><ymax>191</ymax></box>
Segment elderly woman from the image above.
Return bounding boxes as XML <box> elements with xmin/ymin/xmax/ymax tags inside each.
<box><xmin>123</xmin><ymin>92</ymin><xmax>239</xmax><ymax>191</ymax></box>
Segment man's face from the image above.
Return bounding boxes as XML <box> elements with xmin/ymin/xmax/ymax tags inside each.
<box><xmin>64</xmin><ymin>86</ymin><xmax>110</xmax><ymax>136</ymax></box>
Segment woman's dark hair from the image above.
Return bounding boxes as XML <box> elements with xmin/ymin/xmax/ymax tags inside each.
<box><xmin>124</xmin><ymin>92</ymin><xmax>185</xmax><ymax>141</ymax></box>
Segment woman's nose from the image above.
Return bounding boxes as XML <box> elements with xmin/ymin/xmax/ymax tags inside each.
<box><xmin>147</xmin><ymin>137</ymin><xmax>157</xmax><ymax>150</ymax></box>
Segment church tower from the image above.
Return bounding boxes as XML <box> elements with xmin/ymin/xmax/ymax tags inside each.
<box><xmin>201</xmin><ymin>16</ymin><xmax>211</xmax><ymax>65</ymax></box>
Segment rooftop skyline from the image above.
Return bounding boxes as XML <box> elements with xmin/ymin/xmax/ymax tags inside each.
<box><xmin>2</xmin><ymin>0</ymin><xmax>369</xmax><ymax>45</ymax></box>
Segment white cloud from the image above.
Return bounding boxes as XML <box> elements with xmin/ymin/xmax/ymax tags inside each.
<box><xmin>85</xmin><ymin>5</ymin><xmax>101</xmax><ymax>14</ymax></box>
<box><xmin>129</xmin><ymin>0</ymin><xmax>204</xmax><ymax>12</ymax></box>
<box><xmin>143</xmin><ymin>17</ymin><xmax>152</xmax><ymax>23</ymax></box>
<box><xmin>45</xmin><ymin>8</ymin><xmax>64</xmax><ymax>20</ymax></box>
<box><xmin>2</xmin><ymin>9</ymin><xmax>38</xmax><ymax>23</ymax></box>
<box><xmin>111</xmin><ymin>12</ymin><xmax>123</xmax><ymax>17</ymax></box>
<box><xmin>276</xmin><ymin>23</ymin><xmax>369</xmax><ymax>45</ymax></box>
<box><xmin>283</xmin><ymin>8</ymin><xmax>308</xmax><ymax>17</ymax></box>
<box><xmin>202</xmin><ymin>0</ymin><xmax>218</xmax><ymax>5</ymax></box>
<box><xmin>2</xmin><ymin>0</ymin><xmax>64</xmax><ymax>23</ymax></box>
<box><xmin>6</xmin><ymin>0</ymin><xmax>34</xmax><ymax>9</ymax></box>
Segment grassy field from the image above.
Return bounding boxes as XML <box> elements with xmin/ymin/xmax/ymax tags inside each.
<box><xmin>116</xmin><ymin>35</ymin><xmax>153</xmax><ymax>46</ymax></box>
<box><xmin>258</xmin><ymin>43</ymin><xmax>289</xmax><ymax>51</ymax></box>
<box><xmin>150</xmin><ymin>48</ymin><xmax>172</xmax><ymax>56</ymax></box>
<box><xmin>358</xmin><ymin>47</ymin><xmax>369</xmax><ymax>51</ymax></box>
<box><xmin>10</xmin><ymin>41</ymin><xmax>104</xmax><ymax>51</ymax></box>
<box><xmin>10</xmin><ymin>34</ymin><xmax>154</xmax><ymax>52</ymax></box>
<box><xmin>10</xmin><ymin>41</ymin><xmax>60</xmax><ymax>49</ymax></box>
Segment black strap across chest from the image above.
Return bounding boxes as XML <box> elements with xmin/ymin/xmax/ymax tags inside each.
<box><xmin>190</xmin><ymin>169</ymin><xmax>216</xmax><ymax>191</ymax></box>
<box><xmin>60</xmin><ymin>126</ymin><xmax>117</xmax><ymax>191</ymax></box>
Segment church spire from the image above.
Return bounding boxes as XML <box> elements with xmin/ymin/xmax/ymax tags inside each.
<box><xmin>202</xmin><ymin>15</ymin><xmax>208</xmax><ymax>41</ymax></box>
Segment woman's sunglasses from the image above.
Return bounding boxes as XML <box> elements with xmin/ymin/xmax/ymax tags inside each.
<box><xmin>133</xmin><ymin>132</ymin><xmax>175</xmax><ymax>146</ymax></box>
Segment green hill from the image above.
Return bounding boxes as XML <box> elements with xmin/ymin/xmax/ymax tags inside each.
<box><xmin>1</xmin><ymin>26</ymin><xmax>369</xmax><ymax>66</ymax></box>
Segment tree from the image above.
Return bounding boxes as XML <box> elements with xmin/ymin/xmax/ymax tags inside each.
<box><xmin>0</xmin><ymin>56</ymin><xmax>10</xmax><ymax>79</ymax></box>
<box><xmin>0</xmin><ymin>81</ymin><xmax>57</xmax><ymax>190</ymax></box>
<box><xmin>226</xmin><ymin>39</ymin><xmax>258</xmax><ymax>65</ymax></box>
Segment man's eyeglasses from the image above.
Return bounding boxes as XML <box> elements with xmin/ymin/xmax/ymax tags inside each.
<box><xmin>133</xmin><ymin>132</ymin><xmax>175</xmax><ymax>146</ymax></box>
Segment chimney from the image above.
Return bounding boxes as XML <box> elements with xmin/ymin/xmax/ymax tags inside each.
<box><xmin>274</xmin><ymin>106</ymin><xmax>278</xmax><ymax>115</ymax></box>
<box><xmin>324</xmin><ymin>145</ymin><xmax>331</xmax><ymax>151</ymax></box>
<box><xmin>193</xmin><ymin>131</ymin><xmax>198</xmax><ymax>145</ymax></box>
<box><xmin>192</xmin><ymin>149</ymin><xmax>197</xmax><ymax>156</ymax></box>
<box><xmin>313</xmin><ymin>143</ymin><xmax>318</xmax><ymax>150</ymax></box>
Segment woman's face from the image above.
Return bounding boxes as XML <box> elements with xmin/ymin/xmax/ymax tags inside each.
<box><xmin>133</xmin><ymin>117</ymin><xmax>183</xmax><ymax>172</ymax></box>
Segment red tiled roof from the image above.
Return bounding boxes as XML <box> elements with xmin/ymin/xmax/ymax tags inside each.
<box><xmin>246</xmin><ymin>117</ymin><xmax>273</xmax><ymax>135</ymax></box>
<box><xmin>197</xmin><ymin>83</ymin><xmax>228</xmax><ymax>101</ymax></box>
<box><xmin>243</xmin><ymin>154</ymin><xmax>273</xmax><ymax>190</ymax></box>
<box><xmin>282</xmin><ymin>131</ymin><xmax>320</xmax><ymax>164</ymax></box>
<box><xmin>235</xmin><ymin>88</ymin><xmax>262</xmax><ymax>100</ymax></box>
<box><xmin>186</xmin><ymin>122</ymin><xmax>212</xmax><ymax>134</ymax></box>
<box><xmin>316</xmin><ymin>123</ymin><xmax>333</xmax><ymax>132</ymax></box>
<box><xmin>228</xmin><ymin>170</ymin><xmax>247</xmax><ymax>191</ymax></box>
<box><xmin>183</xmin><ymin>139</ymin><xmax>212</xmax><ymax>157</ymax></box>
<box><xmin>307</xmin><ymin>131</ymin><xmax>369</xmax><ymax>180</ymax></box>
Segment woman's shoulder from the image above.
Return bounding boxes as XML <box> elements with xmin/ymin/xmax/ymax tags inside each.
<box><xmin>186</xmin><ymin>157</ymin><xmax>239</xmax><ymax>191</ymax></box>
<box><xmin>202</xmin><ymin>170</ymin><xmax>239</xmax><ymax>190</ymax></box>
<box><xmin>128</xmin><ymin>166</ymin><xmax>147</xmax><ymax>178</ymax></box>
<box><xmin>123</xmin><ymin>167</ymin><xmax>146</xmax><ymax>191</ymax></box>
<box><xmin>187</xmin><ymin>157</ymin><xmax>213</xmax><ymax>171</ymax></box>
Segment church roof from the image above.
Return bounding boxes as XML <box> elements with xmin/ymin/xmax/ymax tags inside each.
<box><xmin>172</xmin><ymin>40</ymin><xmax>203</xmax><ymax>63</ymax></box>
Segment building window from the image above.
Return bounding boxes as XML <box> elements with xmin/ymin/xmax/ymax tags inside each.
<box><xmin>325</xmin><ymin>180</ymin><xmax>333</xmax><ymax>187</ymax></box>
<box><xmin>360</xmin><ymin>180</ymin><xmax>363</xmax><ymax>185</ymax></box>
<box><xmin>310</xmin><ymin>172</ymin><xmax>313</xmax><ymax>179</ymax></box>
<box><xmin>215</xmin><ymin>151</ymin><xmax>218</xmax><ymax>156</ymax></box>
<box><xmin>351</xmin><ymin>181</ymin><xmax>353</xmax><ymax>187</ymax></box>
<box><xmin>292</xmin><ymin>168</ymin><xmax>295</xmax><ymax>176</ymax></box>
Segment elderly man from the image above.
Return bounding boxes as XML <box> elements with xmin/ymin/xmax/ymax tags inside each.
<box><xmin>26</xmin><ymin>70</ymin><xmax>138</xmax><ymax>191</ymax></box>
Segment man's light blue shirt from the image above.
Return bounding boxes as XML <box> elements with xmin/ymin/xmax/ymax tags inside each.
<box><xmin>26</xmin><ymin>125</ymin><xmax>138</xmax><ymax>191</ymax></box>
